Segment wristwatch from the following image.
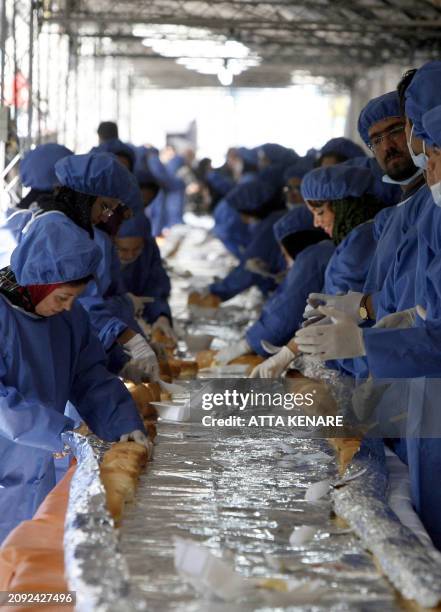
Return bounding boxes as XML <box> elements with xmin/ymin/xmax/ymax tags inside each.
<box><xmin>359</xmin><ymin>294</ymin><xmax>372</xmax><ymax>321</ymax></box>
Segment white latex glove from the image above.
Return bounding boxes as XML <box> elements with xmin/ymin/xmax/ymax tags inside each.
<box><xmin>374</xmin><ymin>307</ymin><xmax>417</xmax><ymax>329</ymax></box>
<box><xmin>303</xmin><ymin>291</ymin><xmax>364</xmax><ymax>323</ymax></box>
<box><xmin>301</xmin><ymin>315</ymin><xmax>332</xmax><ymax>328</ymax></box>
<box><xmin>152</xmin><ymin>315</ymin><xmax>178</xmax><ymax>343</ymax></box>
<box><xmin>295</xmin><ymin>307</ymin><xmax>366</xmax><ymax>361</ymax></box>
<box><xmin>123</xmin><ymin>334</ymin><xmax>159</xmax><ymax>382</ymax></box>
<box><xmin>215</xmin><ymin>338</ymin><xmax>251</xmax><ymax>365</ymax></box>
<box><xmin>260</xmin><ymin>339</ymin><xmax>283</xmax><ymax>355</ymax></box>
<box><xmin>120</xmin><ymin>429</ymin><xmax>153</xmax><ymax>452</ymax></box>
<box><xmin>127</xmin><ymin>292</ymin><xmax>154</xmax><ymax>317</ymax></box>
<box><xmin>249</xmin><ymin>346</ymin><xmax>295</xmax><ymax>378</ymax></box>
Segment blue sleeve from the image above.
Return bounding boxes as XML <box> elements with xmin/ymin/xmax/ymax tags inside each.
<box><xmin>374</xmin><ymin>229</ymin><xmax>418</xmax><ymax>321</ymax></box>
<box><xmin>213</xmin><ymin>199</ymin><xmax>251</xmax><ymax>259</ymax></box>
<box><xmin>210</xmin><ymin>264</ymin><xmax>275</xmax><ymax>301</ymax></box>
<box><xmin>69</xmin><ymin>305</ymin><xmax>145</xmax><ymax>440</ymax></box>
<box><xmin>80</xmin><ymin>232</ymin><xmax>138</xmax><ymax>349</ymax></box>
<box><xmin>164</xmin><ymin>189</ymin><xmax>185</xmax><ymax>227</ymax></box>
<box><xmin>210</xmin><ymin>212</ymin><xmax>285</xmax><ymax>300</ymax></box>
<box><xmin>206</xmin><ymin>171</ymin><xmax>235</xmax><ymax>196</ymax></box>
<box><xmin>147</xmin><ymin>154</ymin><xmax>185</xmax><ymax>191</ymax></box>
<box><xmin>0</xmin><ymin>349</ymin><xmax>73</xmax><ymax>452</ymax></box>
<box><xmin>141</xmin><ymin>239</ymin><xmax>172</xmax><ymax>322</ymax></box>
<box><xmin>373</xmin><ymin>206</ymin><xmax>397</xmax><ymax>241</ymax></box>
<box><xmin>246</xmin><ymin>242</ymin><xmax>334</xmax><ymax>355</ymax></box>
<box><xmin>79</xmin><ymin>287</ymin><xmax>130</xmax><ymax>350</ymax></box>
<box><xmin>363</xmin><ymin>319</ymin><xmax>441</xmax><ymax>378</ymax></box>
<box><xmin>105</xmin><ymin>242</ymin><xmax>127</xmax><ymax>296</ymax></box>
<box><xmin>147</xmin><ymin>190</ymin><xmax>167</xmax><ymax>237</ymax></box>
<box><xmin>93</xmin><ymin>230</ymin><xmax>125</xmax><ymax>296</ymax></box>
<box><xmin>119</xmin><ymin>241</ymin><xmax>172</xmax><ymax>323</ymax></box>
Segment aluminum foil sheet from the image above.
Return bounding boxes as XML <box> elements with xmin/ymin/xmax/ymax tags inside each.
<box><xmin>295</xmin><ymin>356</ymin><xmax>441</xmax><ymax>607</ymax></box>
<box><xmin>294</xmin><ymin>355</ymin><xmax>355</xmax><ymax>416</ymax></box>
<box><xmin>119</xmin><ymin>421</ymin><xmax>398</xmax><ymax>610</ymax></box>
<box><xmin>61</xmin><ymin>227</ymin><xmax>437</xmax><ymax>610</ymax></box>
<box><xmin>63</xmin><ymin>432</ymin><xmax>146</xmax><ymax>612</ymax></box>
<box><xmin>332</xmin><ymin>440</ymin><xmax>441</xmax><ymax>608</ymax></box>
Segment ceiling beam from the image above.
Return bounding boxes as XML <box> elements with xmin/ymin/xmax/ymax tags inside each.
<box><xmin>44</xmin><ymin>12</ymin><xmax>441</xmax><ymax>30</ymax></box>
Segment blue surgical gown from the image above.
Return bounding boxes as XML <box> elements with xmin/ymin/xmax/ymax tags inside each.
<box><xmin>209</xmin><ymin>211</ymin><xmax>286</xmax><ymax>301</ymax></box>
<box><xmin>213</xmin><ymin>198</ymin><xmax>252</xmax><ymax>259</ymax></box>
<box><xmin>363</xmin><ymin>184</ymin><xmax>429</xmax><ymax>297</ymax></box>
<box><xmin>120</xmin><ymin>237</ymin><xmax>172</xmax><ymax>323</ymax></box>
<box><xmin>246</xmin><ymin>240</ymin><xmax>335</xmax><ymax>355</ymax></box>
<box><xmin>79</xmin><ymin>228</ymin><xmax>139</xmax><ymax>351</ymax></box>
<box><xmin>0</xmin><ymin>296</ymin><xmax>143</xmax><ymax>543</ymax></box>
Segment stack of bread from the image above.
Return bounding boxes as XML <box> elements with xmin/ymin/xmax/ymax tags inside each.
<box><xmin>195</xmin><ymin>349</ymin><xmax>218</xmax><ymax>369</ymax></box>
<box><xmin>125</xmin><ymin>381</ymin><xmax>170</xmax><ymax>441</ymax></box>
<box><xmin>100</xmin><ymin>441</ymin><xmax>150</xmax><ymax>524</ymax></box>
<box><xmin>159</xmin><ymin>358</ymin><xmax>199</xmax><ymax>381</ymax></box>
<box><xmin>188</xmin><ymin>291</ymin><xmax>221</xmax><ymax>309</ymax></box>
<box><xmin>151</xmin><ymin>327</ymin><xmax>177</xmax><ymax>352</ymax></box>
<box><xmin>230</xmin><ymin>354</ymin><xmax>264</xmax><ymax>370</ymax></box>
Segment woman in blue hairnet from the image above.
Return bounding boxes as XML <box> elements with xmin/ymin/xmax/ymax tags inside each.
<box><xmin>215</xmin><ymin>205</ymin><xmax>332</xmax><ymax>365</ymax></box>
<box><xmin>0</xmin><ymin>213</ymin><xmax>148</xmax><ymax>543</ymax></box>
<box><xmin>52</xmin><ymin>153</ymin><xmax>160</xmax><ymax>382</ymax></box>
<box><xmin>114</xmin><ymin>212</ymin><xmax>175</xmax><ymax>342</ymax></box>
<box><xmin>16</xmin><ymin>142</ymin><xmax>74</xmax><ymax>210</ymax></box>
<box><xmin>2</xmin><ymin>152</ymin><xmax>160</xmax><ymax>383</ymax></box>
<box><xmin>211</xmin><ymin>146</ymin><xmax>294</xmax><ymax>259</ymax></box>
<box><xmin>133</xmin><ymin>145</ymin><xmax>185</xmax><ymax>236</ymax></box>
<box><xmin>192</xmin><ymin>173</ymin><xmax>288</xmax><ymax>307</ymax></box>
<box><xmin>0</xmin><ymin>143</ymin><xmax>73</xmax><ymax>268</ymax></box>
<box><xmin>317</xmin><ymin>137</ymin><xmax>367</xmax><ymax>167</ymax></box>
<box><xmin>251</xmin><ymin>165</ymin><xmax>385</xmax><ymax>377</ymax></box>
<box><xmin>87</xmin><ymin>143</ymin><xmax>174</xmax><ymax>343</ymax></box>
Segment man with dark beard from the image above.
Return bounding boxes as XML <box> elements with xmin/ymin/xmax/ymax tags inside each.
<box><xmin>302</xmin><ymin>81</ymin><xmax>428</xmax><ymax>326</ymax></box>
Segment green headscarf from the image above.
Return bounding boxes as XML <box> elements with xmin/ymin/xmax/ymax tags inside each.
<box><xmin>330</xmin><ymin>194</ymin><xmax>386</xmax><ymax>244</ymax></box>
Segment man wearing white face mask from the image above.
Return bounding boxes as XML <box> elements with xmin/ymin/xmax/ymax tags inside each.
<box><xmin>296</xmin><ymin>61</ymin><xmax>441</xmax><ymax>374</ymax></box>
<box><xmin>424</xmin><ymin>106</ymin><xmax>441</xmax><ymax>203</ymax></box>
<box><xmin>301</xmin><ymin>84</ymin><xmax>428</xmax><ymax>349</ymax></box>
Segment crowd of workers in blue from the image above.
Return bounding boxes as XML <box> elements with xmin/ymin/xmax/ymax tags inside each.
<box><xmin>1</xmin><ymin>59</ymin><xmax>441</xmax><ymax>552</ymax></box>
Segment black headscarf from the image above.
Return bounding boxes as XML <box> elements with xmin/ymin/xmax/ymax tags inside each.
<box><xmin>38</xmin><ymin>186</ymin><xmax>96</xmax><ymax>237</ymax></box>
<box><xmin>16</xmin><ymin>188</ymin><xmax>50</xmax><ymax>210</ymax></box>
<box><xmin>281</xmin><ymin>229</ymin><xmax>328</xmax><ymax>260</ymax></box>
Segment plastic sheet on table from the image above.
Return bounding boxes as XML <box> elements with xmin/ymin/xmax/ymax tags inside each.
<box><xmin>63</xmin><ymin>432</ymin><xmax>147</xmax><ymax>612</ymax></box>
<box><xmin>118</xmin><ymin>419</ymin><xmax>397</xmax><ymax>610</ymax></box>
<box><xmin>333</xmin><ymin>439</ymin><xmax>441</xmax><ymax>609</ymax></box>
<box><xmin>292</xmin><ymin>356</ymin><xmax>441</xmax><ymax>608</ymax></box>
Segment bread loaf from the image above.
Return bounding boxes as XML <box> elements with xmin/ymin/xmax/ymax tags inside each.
<box><xmin>151</xmin><ymin>327</ymin><xmax>176</xmax><ymax>348</ymax></box>
<box><xmin>195</xmin><ymin>349</ymin><xmax>218</xmax><ymax>369</ymax></box>
<box><xmin>100</xmin><ymin>441</ymin><xmax>150</xmax><ymax>525</ymax></box>
<box><xmin>230</xmin><ymin>354</ymin><xmax>264</xmax><ymax>370</ymax></box>
<box><xmin>188</xmin><ymin>291</ymin><xmax>221</xmax><ymax>308</ymax></box>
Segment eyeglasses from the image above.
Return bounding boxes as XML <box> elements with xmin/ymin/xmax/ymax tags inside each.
<box><xmin>100</xmin><ymin>202</ymin><xmax>115</xmax><ymax>219</ymax></box>
<box><xmin>284</xmin><ymin>185</ymin><xmax>301</xmax><ymax>194</ymax></box>
<box><xmin>368</xmin><ymin>124</ymin><xmax>405</xmax><ymax>150</ymax></box>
